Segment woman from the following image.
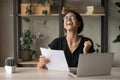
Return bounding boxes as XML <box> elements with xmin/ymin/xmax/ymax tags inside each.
<box><xmin>37</xmin><ymin>10</ymin><xmax>95</xmax><ymax>69</ymax></box>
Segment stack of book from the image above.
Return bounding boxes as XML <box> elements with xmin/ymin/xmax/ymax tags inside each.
<box><xmin>62</xmin><ymin>6</ymin><xmax>79</xmax><ymax>14</ymax></box>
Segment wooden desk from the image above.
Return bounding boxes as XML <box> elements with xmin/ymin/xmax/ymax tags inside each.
<box><xmin>0</xmin><ymin>67</ymin><xmax>120</xmax><ymax>80</ymax></box>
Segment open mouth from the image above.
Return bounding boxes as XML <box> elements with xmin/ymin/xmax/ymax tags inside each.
<box><xmin>67</xmin><ymin>22</ymin><xmax>72</xmax><ymax>26</ymax></box>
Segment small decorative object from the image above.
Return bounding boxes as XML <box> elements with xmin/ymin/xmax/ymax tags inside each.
<box><xmin>5</xmin><ymin>57</ymin><xmax>16</xmax><ymax>74</ymax></box>
<box><xmin>86</xmin><ymin>6</ymin><xmax>94</xmax><ymax>14</ymax></box>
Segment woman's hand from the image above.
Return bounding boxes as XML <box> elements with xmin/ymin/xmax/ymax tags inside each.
<box><xmin>83</xmin><ymin>41</ymin><xmax>92</xmax><ymax>54</ymax></box>
<box><xmin>37</xmin><ymin>55</ymin><xmax>50</xmax><ymax>69</ymax></box>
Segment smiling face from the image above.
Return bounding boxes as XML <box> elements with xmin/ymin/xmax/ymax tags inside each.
<box><xmin>63</xmin><ymin>12</ymin><xmax>81</xmax><ymax>34</ymax></box>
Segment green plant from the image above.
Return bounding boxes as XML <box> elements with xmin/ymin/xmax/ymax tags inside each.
<box><xmin>22</xmin><ymin>0</ymin><xmax>55</xmax><ymax>24</ymax></box>
<box><xmin>22</xmin><ymin>0</ymin><xmax>32</xmax><ymax>23</ymax></box>
<box><xmin>95</xmin><ymin>43</ymin><xmax>102</xmax><ymax>53</ymax></box>
<box><xmin>113</xmin><ymin>2</ymin><xmax>120</xmax><ymax>43</ymax></box>
<box><xmin>5</xmin><ymin>57</ymin><xmax>16</xmax><ymax>66</ymax></box>
<box><xmin>42</xmin><ymin>10</ymin><xmax>48</xmax><ymax>15</ymax></box>
<box><xmin>21</xmin><ymin>0</ymin><xmax>55</xmax><ymax>26</ymax></box>
<box><xmin>20</xmin><ymin>30</ymin><xmax>36</xmax><ymax>56</ymax></box>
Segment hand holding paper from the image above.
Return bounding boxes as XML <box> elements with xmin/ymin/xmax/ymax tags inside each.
<box><xmin>40</xmin><ymin>47</ymin><xmax>69</xmax><ymax>71</ymax></box>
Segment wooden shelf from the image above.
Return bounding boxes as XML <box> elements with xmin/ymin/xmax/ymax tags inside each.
<box><xmin>18</xmin><ymin>13</ymin><xmax>105</xmax><ymax>17</ymax></box>
<box><xmin>18</xmin><ymin>60</ymin><xmax>38</xmax><ymax>65</ymax></box>
<box><xmin>18</xmin><ymin>14</ymin><xmax>59</xmax><ymax>16</ymax></box>
<box><xmin>80</xmin><ymin>13</ymin><xmax>105</xmax><ymax>16</ymax></box>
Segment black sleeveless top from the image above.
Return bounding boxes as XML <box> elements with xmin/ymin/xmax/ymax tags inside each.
<box><xmin>48</xmin><ymin>36</ymin><xmax>95</xmax><ymax>67</ymax></box>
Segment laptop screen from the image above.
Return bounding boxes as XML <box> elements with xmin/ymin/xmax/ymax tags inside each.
<box><xmin>69</xmin><ymin>53</ymin><xmax>114</xmax><ymax>77</ymax></box>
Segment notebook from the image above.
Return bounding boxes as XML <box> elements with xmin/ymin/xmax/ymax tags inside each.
<box><xmin>69</xmin><ymin>52</ymin><xmax>114</xmax><ymax>77</ymax></box>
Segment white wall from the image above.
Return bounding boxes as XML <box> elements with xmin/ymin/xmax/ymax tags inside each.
<box><xmin>0</xmin><ymin>0</ymin><xmax>14</xmax><ymax>66</ymax></box>
<box><xmin>82</xmin><ymin>16</ymin><xmax>101</xmax><ymax>51</ymax></box>
<box><xmin>108</xmin><ymin>0</ymin><xmax>120</xmax><ymax>66</ymax></box>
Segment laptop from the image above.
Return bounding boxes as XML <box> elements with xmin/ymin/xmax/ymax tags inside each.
<box><xmin>69</xmin><ymin>52</ymin><xmax>114</xmax><ymax>77</ymax></box>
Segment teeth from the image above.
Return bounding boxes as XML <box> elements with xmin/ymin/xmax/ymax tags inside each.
<box><xmin>68</xmin><ymin>23</ymin><xmax>71</xmax><ymax>25</ymax></box>
<box><xmin>67</xmin><ymin>23</ymin><xmax>72</xmax><ymax>26</ymax></box>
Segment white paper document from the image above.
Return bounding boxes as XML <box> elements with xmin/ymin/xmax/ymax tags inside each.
<box><xmin>40</xmin><ymin>47</ymin><xmax>69</xmax><ymax>71</ymax></box>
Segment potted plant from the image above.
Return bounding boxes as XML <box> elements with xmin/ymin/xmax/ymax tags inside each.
<box><xmin>33</xmin><ymin>0</ymin><xmax>51</xmax><ymax>15</ymax></box>
<box><xmin>5</xmin><ymin>57</ymin><xmax>16</xmax><ymax>74</ymax></box>
<box><xmin>113</xmin><ymin>2</ymin><xmax>120</xmax><ymax>43</ymax></box>
<box><xmin>20</xmin><ymin>30</ymin><xmax>36</xmax><ymax>61</ymax></box>
<box><xmin>21</xmin><ymin>0</ymin><xmax>55</xmax><ymax>23</ymax></box>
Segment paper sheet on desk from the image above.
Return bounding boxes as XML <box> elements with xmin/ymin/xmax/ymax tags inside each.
<box><xmin>40</xmin><ymin>47</ymin><xmax>69</xmax><ymax>71</ymax></box>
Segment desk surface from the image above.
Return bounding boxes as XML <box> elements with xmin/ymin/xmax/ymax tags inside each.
<box><xmin>0</xmin><ymin>67</ymin><xmax>120</xmax><ymax>80</ymax></box>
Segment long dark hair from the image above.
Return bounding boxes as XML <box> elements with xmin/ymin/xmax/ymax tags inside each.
<box><xmin>63</xmin><ymin>10</ymin><xmax>84</xmax><ymax>34</ymax></box>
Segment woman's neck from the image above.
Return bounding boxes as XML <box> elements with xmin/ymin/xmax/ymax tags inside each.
<box><xmin>66</xmin><ymin>32</ymin><xmax>79</xmax><ymax>43</ymax></box>
<box><xmin>66</xmin><ymin>32</ymin><xmax>81</xmax><ymax>53</ymax></box>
